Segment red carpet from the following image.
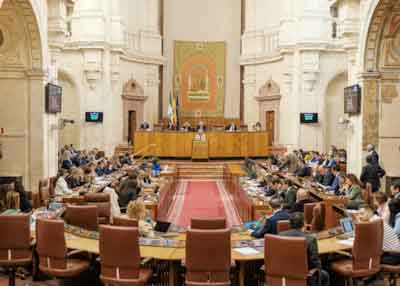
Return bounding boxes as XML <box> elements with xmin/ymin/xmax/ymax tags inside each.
<box><xmin>167</xmin><ymin>181</ymin><xmax>241</xmax><ymax>228</ymax></box>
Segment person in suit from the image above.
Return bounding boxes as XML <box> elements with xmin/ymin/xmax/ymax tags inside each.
<box><xmin>225</xmin><ymin>122</ymin><xmax>238</xmax><ymax>132</ymax></box>
<box><xmin>321</xmin><ymin>166</ymin><xmax>334</xmax><ymax>187</ymax></box>
<box><xmin>367</xmin><ymin>144</ymin><xmax>379</xmax><ymax>166</ymax></box>
<box><xmin>344</xmin><ymin>174</ymin><xmax>364</xmax><ymax>209</ymax></box>
<box><xmin>280</xmin><ymin>212</ymin><xmax>330</xmax><ymax>286</ymax></box>
<box><xmin>327</xmin><ymin>165</ymin><xmax>342</xmax><ymax>194</ymax></box>
<box><xmin>391</xmin><ymin>180</ymin><xmax>400</xmax><ymax>200</ymax></box>
<box><xmin>118</xmin><ymin>173</ymin><xmax>140</xmax><ymax>209</ymax></box>
<box><xmin>251</xmin><ymin>199</ymin><xmax>290</xmax><ymax>238</ymax></box>
<box><xmin>196</xmin><ymin>121</ymin><xmax>206</xmax><ymax>132</ymax></box>
<box><xmin>265</xmin><ymin>178</ymin><xmax>281</xmax><ymax>197</ymax></box>
<box><xmin>295</xmin><ymin>160</ymin><xmax>312</xmax><ymax>177</ymax></box>
<box><xmin>95</xmin><ymin>160</ymin><xmax>106</xmax><ymax>177</ymax></box>
<box><xmin>14</xmin><ymin>181</ymin><xmax>32</xmax><ymax>213</ymax></box>
<box><xmin>61</xmin><ymin>150</ymin><xmax>73</xmax><ymax>170</ymax></box>
<box><xmin>360</xmin><ymin>155</ymin><xmax>386</xmax><ymax>193</ymax></box>
<box><xmin>182</xmin><ymin>121</ymin><xmax>192</xmax><ymax>132</ymax></box>
<box><xmin>140</xmin><ymin>121</ymin><xmax>150</xmax><ymax>130</ymax></box>
<box><xmin>280</xmin><ymin>179</ymin><xmax>297</xmax><ymax>209</ymax></box>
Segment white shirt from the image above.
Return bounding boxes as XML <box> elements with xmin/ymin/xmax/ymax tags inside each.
<box><xmin>55</xmin><ymin>177</ymin><xmax>72</xmax><ymax>196</ymax></box>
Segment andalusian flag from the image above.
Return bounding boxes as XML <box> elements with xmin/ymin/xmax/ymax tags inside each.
<box><xmin>167</xmin><ymin>92</ymin><xmax>177</xmax><ymax>126</ymax></box>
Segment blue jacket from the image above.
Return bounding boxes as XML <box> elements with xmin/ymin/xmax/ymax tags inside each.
<box><xmin>251</xmin><ymin>209</ymin><xmax>290</xmax><ymax>238</ymax></box>
<box><xmin>328</xmin><ymin>174</ymin><xmax>340</xmax><ymax>194</ymax></box>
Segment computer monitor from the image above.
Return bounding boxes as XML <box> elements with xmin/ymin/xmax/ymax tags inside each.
<box><xmin>340</xmin><ymin>218</ymin><xmax>353</xmax><ymax>233</ymax></box>
<box><xmin>154</xmin><ymin>221</ymin><xmax>171</xmax><ymax>233</ymax></box>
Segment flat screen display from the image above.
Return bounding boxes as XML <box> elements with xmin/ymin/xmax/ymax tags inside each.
<box><xmin>85</xmin><ymin>112</ymin><xmax>103</xmax><ymax>123</ymax></box>
<box><xmin>45</xmin><ymin>83</ymin><xmax>62</xmax><ymax>113</ymax></box>
<box><xmin>300</xmin><ymin>113</ymin><xmax>318</xmax><ymax>124</ymax></box>
<box><xmin>344</xmin><ymin>84</ymin><xmax>361</xmax><ymax>114</ymax></box>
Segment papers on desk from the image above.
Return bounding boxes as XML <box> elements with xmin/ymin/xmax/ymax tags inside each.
<box><xmin>337</xmin><ymin>237</ymin><xmax>354</xmax><ymax>247</ymax></box>
<box><xmin>234</xmin><ymin>247</ymin><xmax>260</xmax><ymax>255</ymax></box>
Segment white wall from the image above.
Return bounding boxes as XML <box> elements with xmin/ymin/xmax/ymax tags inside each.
<box><xmin>163</xmin><ymin>0</ymin><xmax>241</xmax><ymax>118</ymax></box>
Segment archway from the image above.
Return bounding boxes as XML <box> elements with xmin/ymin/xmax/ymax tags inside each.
<box><xmin>0</xmin><ymin>0</ymin><xmax>45</xmax><ymax>191</ymax></box>
<box><xmin>325</xmin><ymin>73</ymin><xmax>348</xmax><ymax>151</ymax></box>
<box><xmin>121</xmin><ymin>79</ymin><xmax>147</xmax><ymax>143</ymax></box>
<box><xmin>361</xmin><ymin>0</ymin><xmax>400</xmax><ymax>176</ymax></box>
<box><xmin>256</xmin><ymin>79</ymin><xmax>281</xmax><ymax>145</ymax></box>
<box><xmin>58</xmin><ymin>71</ymin><xmax>81</xmax><ymax>149</ymax></box>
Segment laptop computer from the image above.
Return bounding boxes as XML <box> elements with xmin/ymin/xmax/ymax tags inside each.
<box><xmin>154</xmin><ymin>221</ymin><xmax>171</xmax><ymax>233</ymax></box>
<box><xmin>336</xmin><ymin>217</ymin><xmax>354</xmax><ymax>239</ymax></box>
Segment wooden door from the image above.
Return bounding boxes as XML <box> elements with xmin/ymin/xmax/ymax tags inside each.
<box><xmin>128</xmin><ymin>111</ymin><xmax>136</xmax><ymax>145</ymax></box>
<box><xmin>265</xmin><ymin>111</ymin><xmax>275</xmax><ymax>145</ymax></box>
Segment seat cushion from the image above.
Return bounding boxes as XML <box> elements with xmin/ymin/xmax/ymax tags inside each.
<box><xmin>331</xmin><ymin>259</ymin><xmax>380</xmax><ymax>278</ymax></box>
<box><xmin>101</xmin><ymin>268</ymin><xmax>152</xmax><ymax>286</ymax></box>
<box><xmin>382</xmin><ymin>264</ymin><xmax>400</xmax><ymax>274</ymax></box>
<box><xmin>39</xmin><ymin>258</ymin><xmax>90</xmax><ymax>278</ymax></box>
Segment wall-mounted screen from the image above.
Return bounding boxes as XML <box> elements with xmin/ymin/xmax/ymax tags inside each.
<box><xmin>85</xmin><ymin>112</ymin><xmax>103</xmax><ymax>123</ymax></box>
<box><xmin>45</xmin><ymin>83</ymin><xmax>62</xmax><ymax>114</ymax></box>
<box><xmin>344</xmin><ymin>84</ymin><xmax>361</xmax><ymax>114</ymax></box>
<box><xmin>300</xmin><ymin>113</ymin><xmax>318</xmax><ymax>124</ymax></box>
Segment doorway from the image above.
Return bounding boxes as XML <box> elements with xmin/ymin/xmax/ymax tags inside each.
<box><xmin>128</xmin><ymin>111</ymin><xmax>137</xmax><ymax>145</ymax></box>
<box><xmin>266</xmin><ymin>111</ymin><xmax>275</xmax><ymax>145</ymax></box>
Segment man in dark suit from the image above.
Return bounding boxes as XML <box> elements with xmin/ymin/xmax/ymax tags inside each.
<box><xmin>360</xmin><ymin>155</ymin><xmax>386</xmax><ymax>193</ymax></box>
<box><xmin>225</xmin><ymin>122</ymin><xmax>238</xmax><ymax>131</ymax></box>
<box><xmin>140</xmin><ymin>121</ymin><xmax>150</xmax><ymax>130</ymax></box>
<box><xmin>321</xmin><ymin>166</ymin><xmax>334</xmax><ymax>186</ymax></box>
<box><xmin>280</xmin><ymin>212</ymin><xmax>330</xmax><ymax>286</ymax></box>
<box><xmin>251</xmin><ymin>199</ymin><xmax>290</xmax><ymax>238</ymax></box>
<box><xmin>367</xmin><ymin>144</ymin><xmax>379</xmax><ymax>166</ymax></box>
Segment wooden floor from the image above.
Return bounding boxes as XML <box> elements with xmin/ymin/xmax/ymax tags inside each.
<box><xmin>0</xmin><ymin>277</ymin><xmax>58</xmax><ymax>286</ymax></box>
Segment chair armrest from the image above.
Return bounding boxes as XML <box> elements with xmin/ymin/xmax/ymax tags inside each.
<box><xmin>334</xmin><ymin>250</ymin><xmax>352</xmax><ymax>258</ymax></box>
<box><xmin>67</xmin><ymin>250</ymin><xmax>87</xmax><ymax>258</ymax></box>
<box><xmin>308</xmin><ymin>268</ymin><xmax>320</xmax><ymax>277</ymax></box>
<box><xmin>140</xmin><ymin>257</ymin><xmax>153</xmax><ymax>267</ymax></box>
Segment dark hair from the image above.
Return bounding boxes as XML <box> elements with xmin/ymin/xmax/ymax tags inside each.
<box><xmin>271</xmin><ymin>178</ymin><xmax>281</xmax><ymax>185</ymax></box>
<box><xmin>346</xmin><ymin>173</ymin><xmax>361</xmax><ymax>186</ymax></box>
<box><xmin>389</xmin><ymin>199</ymin><xmax>400</xmax><ymax>228</ymax></box>
<box><xmin>269</xmin><ymin>199</ymin><xmax>282</xmax><ymax>210</ymax></box>
<box><xmin>283</xmin><ymin>179</ymin><xmax>293</xmax><ymax>187</ymax></box>
<box><xmin>333</xmin><ymin>165</ymin><xmax>341</xmax><ymax>172</ymax></box>
<box><xmin>375</xmin><ymin>192</ymin><xmax>388</xmax><ymax>204</ymax></box>
<box><xmin>392</xmin><ymin>180</ymin><xmax>400</xmax><ymax>191</ymax></box>
<box><xmin>289</xmin><ymin>212</ymin><xmax>304</xmax><ymax>229</ymax></box>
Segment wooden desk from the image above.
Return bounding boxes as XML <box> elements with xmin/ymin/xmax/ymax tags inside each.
<box><xmin>134</xmin><ymin>131</ymin><xmax>269</xmax><ymax>158</ymax></box>
<box><xmin>191</xmin><ymin>140</ymin><xmax>209</xmax><ymax>160</ymax></box>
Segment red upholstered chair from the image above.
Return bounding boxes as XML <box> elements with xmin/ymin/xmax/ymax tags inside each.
<box><xmin>36</xmin><ymin>218</ymin><xmax>90</xmax><ymax>280</ymax></box>
<box><xmin>84</xmin><ymin>193</ymin><xmax>111</xmax><ymax>225</ymax></box>
<box><xmin>65</xmin><ymin>204</ymin><xmax>99</xmax><ymax>231</ymax></box>
<box><xmin>99</xmin><ymin>225</ymin><xmax>152</xmax><ymax>285</ymax></box>
<box><xmin>276</xmin><ymin>220</ymin><xmax>291</xmax><ymax>233</ymax></box>
<box><xmin>382</xmin><ymin>264</ymin><xmax>400</xmax><ymax>286</ymax></box>
<box><xmin>185</xmin><ymin>229</ymin><xmax>231</xmax><ymax>285</ymax></box>
<box><xmin>265</xmin><ymin>234</ymin><xmax>318</xmax><ymax>286</ymax></box>
<box><xmin>331</xmin><ymin>220</ymin><xmax>383</xmax><ymax>285</ymax></box>
<box><xmin>0</xmin><ymin>214</ymin><xmax>32</xmax><ymax>286</ymax></box>
<box><xmin>38</xmin><ymin>178</ymin><xmax>51</xmax><ymax>207</ymax></box>
<box><xmin>113</xmin><ymin>216</ymin><xmax>139</xmax><ymax>228</ymax></box>
<box><xmin>190</xmin><ymin>218</ymin><xmax>226</xmax><ymax>230</ymax></box>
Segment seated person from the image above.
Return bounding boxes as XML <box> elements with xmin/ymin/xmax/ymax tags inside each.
<box><xmin>225</xmin><ymin>121</ymin><xmax>238</xmax><ymax>132</ymax></box>
<box><xmin>265</xmin><ymin>178</ymin><xmax>281</xmax><ymax>197</ymax></box>
<box><xmin>344</xmin><ymin>174</ymin><xmax>364</xmax><ymax>209</ymax></box>
<box><xmin>280</xmin><ymin>179</ymin><xmax>297</xmax><ymax>209</ymax></box>
<box><xmin>151</xmin><ymin>158</ymin><xmax>161</xmax><ymax>177</ymax></box>
<box><xmin>253</xmin><ymin>122</ymin><xmax>262</xmax><ymax>132</ymax></box>
<box><xmin>375</xmin><ymin>192</ymin><xmax>390</xmax><ymax>224</ymax></box>
<box><xmin>280</xmin><ymin>212</ymin><xmax>330</xmax><ymax>286</ymax></box>
<box><xmin>321</xmin><ymin>166</ymin><xmax>334</xmax><ymax>187</ymax></box>
<box><xmin>291</xmin><ymin>189</ymin><xmax>314</xmax><ymax>213</ymax></box>
<box><xmin>120</xmin><ymin>153</ymin><xmax>133</xmax><ymax>166</ymax></box>
<box><xmin>295</xmin><ymin>160</ymin><xmax>312</xmax><ymax>177</ymax></box>
<box><xmin>95</xmin><ymin>160</ymin><xmax>106</xmax><ymax>177</ymax></box>
<box><xmin>194</xmin><ymin>129</ymin><xmax>206</xmax><ymax>142</ymax></box>
<box><xmin>182</xmin><ymin>121</ymin><xmax>192</xmax><ymax>132</ymax></box>
<box><xmin>196</xmin><ymin>121</ymin><xmax>207</xmax><ymax>132</ymax></box>
<box><xmin>126</xmin><ymin>199</ymin><xmax>155</xmax><ymax>237</ymax></box>
<box><xmin>66</xmin><ymin>167</ymin><xmax>86</xmax><ymax>189</ymax></box>
<box><xmin>55</xmin><ymin>169</ymin><xmax>73</xmax><ymax>196</ymax></box>
<box><xmin>104</xmin><ymin>160</ymin><xmax>117</xmax><ymax>175</ymax></box>
<box><xmin>14</xmin><ymin>181</ymin><xmax>32</xmax><ymax>213</ymax></box>
<box><xmin>61</xmin><ymin>151</ymin><xmax>73</xmax><ymax>170</ymax></box>
<box><xmin>389</xmin><ymin>198</ymin><xmax>400</xmax><ymax>236</ymax></box>
<box><xmin>140</xmin><ymin>120</ymin><xmax>150</xmax><ymax>130</ymax></box>
<box><xmin>251</xmin><ymin>199</ymin><xmax>290</xmax><ymax>238</ymax></box>
<box><xmin>356</xmin><ymin>206</ymin><xmax>400</xmax><ymax>266</ymax></box>
<box><xmin>327</xmin><ymin>165</ymin><xmax>342</xmax><ymax>194</ymax></box>
<box><xmin>118</xmin><ymin>173</ymin><xmax>139</xmax><ymax>208</ymax></box>
<box><xmin>5</xmin><ymin>189</ymin><xmax>20</xmax><ymax>212</ymax></box>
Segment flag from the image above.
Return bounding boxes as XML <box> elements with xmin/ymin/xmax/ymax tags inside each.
<box><xmin>167</xmin><ymin>92</ymin><xmax>173</xmax><ymax>124</ymax></box>
<box><xmin>175</xmin><ymin>89</ymin><xmax>180</xmax><ymax>129</ymax></box>
<box><xmin>167</xmin><ymin>92</ymin><xmax>177</xmax><ymax>126</ymax></box>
